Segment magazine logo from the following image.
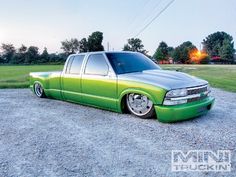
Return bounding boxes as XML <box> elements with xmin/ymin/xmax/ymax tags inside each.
<box><xmin>171</xmin><ymin>150</ymin><xmax>231</xmax><ymax>172</ymax></box>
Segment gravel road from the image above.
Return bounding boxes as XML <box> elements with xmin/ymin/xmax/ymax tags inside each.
<box><xmin>0</xmin><ymin>88</ymin><xmax>235</xmax><ymax>177</ymax></box>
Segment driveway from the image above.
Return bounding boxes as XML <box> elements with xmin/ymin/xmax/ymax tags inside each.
<box><xmin>0</xmin><ymin>88</ymin><xmax>235</xmax><ymax>177</ymax></box>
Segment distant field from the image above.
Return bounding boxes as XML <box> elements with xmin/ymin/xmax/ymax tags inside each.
<box><xmin>0</xmin><ymin>65</ymin><xmax>63</xmax><ymax>88</ymax></box>
<box><xmin>161</xmin><ymin>65</ymin><xmax>236</xmax><ymax>92</ymax></box>
<box><xmin>0</xmin><ymin>64</ymin><xmax>235</xmax><ymax>92</ymax></box>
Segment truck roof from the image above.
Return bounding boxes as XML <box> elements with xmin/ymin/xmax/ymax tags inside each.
<box><xmin>75</xmin><ymin>51</ymin><xmax>138</xmax><ymax>55</ymax></box>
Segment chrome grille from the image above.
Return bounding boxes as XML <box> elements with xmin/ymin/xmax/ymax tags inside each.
<box><xmin>187</xmin><ymin>85</ymin><xmax>208</xmax><ymax>103</ymax></box>
<box><xmin>187</xmin><ymin>85</ymin><xmax>207</xmax><ymax>95</ymax></box>
<box><xmin>187</xmin><ymin>95</ymin><xmax>207</xmax><ymax>103</ymax></box>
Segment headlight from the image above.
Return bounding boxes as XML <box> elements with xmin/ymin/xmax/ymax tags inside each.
<box><xmin>165</xmin><ymin>88</ymin><xmax>187</xmax><ymax>98</ymax></box>
<box><xmin>164</xmin><ymin>88</ymin><xmax>188</xmax><ymax>106</ymax></box>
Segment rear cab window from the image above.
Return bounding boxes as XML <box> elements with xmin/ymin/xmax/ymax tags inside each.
<box><xmin>85</xmin><ymin>54</ymin><xmax>109</xmax><ymax>75</ymax></box>
<box><xmin>66</xmin><ymin>55</ymin><xmax>85</xmax><ymax>74</ymax></box>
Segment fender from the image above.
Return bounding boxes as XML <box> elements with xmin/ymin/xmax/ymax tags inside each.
<box><xmin>118</xmin><ymin>88</ymin><xmax>158</xmax><ymax>112</ymax></box>
<box><xmin>32</xmin><ymin>80</ymin><xmax>50</xmax><ymax>97</ymax></box>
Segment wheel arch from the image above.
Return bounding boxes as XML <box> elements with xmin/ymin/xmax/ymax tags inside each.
<box><xmin>32</xmin><ymin>80</ymin><xmax>50</xmax><ymax>98</ymax></box>
<box><xmin>33</xmin><ymin>81</ymin><xmax>45</xmax><ymax>90</ymax></box>
<box><xmin>118</xmin><ymin>88</ymin><xmax>156</xmax><ymax>113</ymax></box>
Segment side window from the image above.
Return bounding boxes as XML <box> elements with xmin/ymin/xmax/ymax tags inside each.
<box><xmin>85</xmin><ymin>54</ymin><xmax>109</xmax><ymax>75</ymax></box>
<box><xmin>65</xmin><ymin>56</ymin><xmax>74</xmax><ymax>74</ymax></box>
<box><xmin>69</xmin><ymin>55</ymin><xmax>85</xmax><ymax>74</ymax></box>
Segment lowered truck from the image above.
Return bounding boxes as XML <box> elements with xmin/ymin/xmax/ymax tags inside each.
<box><xmin>30</xmin><ymin>51</ymin><xmax>214</xmax><ymax>122</ymax></box>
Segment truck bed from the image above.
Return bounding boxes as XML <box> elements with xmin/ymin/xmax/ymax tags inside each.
<box><xmin>30</xmin><ymin>71</ymin><xmax>62</xmax><ymax>98</ymax></box>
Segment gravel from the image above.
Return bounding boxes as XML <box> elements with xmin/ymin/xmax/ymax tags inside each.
<box><xmin>0</xmin><ymin>88</ymin><xmax>235</xmax><ymax>177</ymax></box>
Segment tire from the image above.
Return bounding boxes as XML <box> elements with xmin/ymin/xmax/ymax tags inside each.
<box><xmin>126</xmin><ymin>93</ymin><xmax>155</xmax><ymax>119</ymax></box>
<box><xmin>34</xmin><ymin>83</ymin><xmax>46</xmax><ymax>98</ymax></box>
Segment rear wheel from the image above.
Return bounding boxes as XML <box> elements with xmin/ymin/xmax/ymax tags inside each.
<box><xmin>126</xmin><ymin>93</ymin><xmax>155</xmax><ymax>119</ymax></box>
<box><xmin>34</xmin><ymin>83</ymin><xmax>46</xmax><ymax>98</ymax></box>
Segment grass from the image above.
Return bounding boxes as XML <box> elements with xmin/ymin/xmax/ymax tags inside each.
<box><xmin>0</xmin><ymin>65</ymin><xmax>63</xmax><ymax>88</ymax></box>
<box><xmin>0</xmin><ymin>64</ymin><xmax>235</xmax><ymax>92</ymax></box>
<box><xmin>161</xmin><ymin>65</ymin><xmax>236</xmax><ymax>92</ymax></box>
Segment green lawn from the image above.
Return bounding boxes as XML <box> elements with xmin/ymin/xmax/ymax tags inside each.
<box><xmin>161</xmin><ymin>65</ymin><xmax>236</xmax><ymax>92</ymax></box>
<box><xmin>0</xmin><ymin>65</ymin><xmax>235</xmax><ymax>92</ymax></box>
<box><xmin>0</xmin><ymin>65</ymin><xmax>63</xmax><ymax>88</ymax></box>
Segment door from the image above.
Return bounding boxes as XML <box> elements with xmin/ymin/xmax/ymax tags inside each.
<box><xmin>81</xmin><ymin>53</ymin><xmax>117</xmax><ymax>110</ymax></box>
<box><xmin>62</xmin><ymin>55</ymin><xmax>85</xmax><ymax>102</ymax></box>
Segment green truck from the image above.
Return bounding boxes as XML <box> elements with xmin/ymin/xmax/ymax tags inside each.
<box><xmin>30</xmin><ymin>51</ymin><xmax>214</xmax><ymax>122</ymax></box>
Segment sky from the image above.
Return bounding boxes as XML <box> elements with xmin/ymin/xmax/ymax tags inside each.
<box><xmin>0</xmin><ymin>0</ymin><xmax>235</xmax><ymax>55</ymax></box>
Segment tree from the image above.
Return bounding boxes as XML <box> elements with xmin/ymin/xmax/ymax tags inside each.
<box><xmin>79</xmin><ymin>38</ymin><xmax>88</xmax><ymax>52</ymax></box>
<box><xmin>123</xmin><ymin>44</ymin><xmax>131</xmax><ymax>51</ymax></box>
<box><xmin>0</xmin><ymin>43</ymin><xmax>66</xmax><ymax>64</ymax></box>
<box><xmin>167</xmin><ymin>46</ymin><xmax>174</xmax><ymax>57</ymax></box>
<box><xmin>56</xmin><ymin>53</ymin><xmax>67</xmax><ymax>63</ymax></box>
<box><xmin>153</xmin><ymin>49</ymin><xmax>165</xmax><ymax>61</ymax></box>
<box><xmin>219</xmin><ymin>39</ymin><xmax>235</xmax><ymax>62</ymax></box>
<box><xmin>47</xmin><ymin>53</ymin><xmax>60</xmax><ymax>63</ymax></box>
<box><xmin>19</xmin><ymin>44</ymin><xmax>27</xmax><ymax>53</ymax></box>
<box><xmin>0</xmin><ymin>55</ymin><xmax>3</xmax><ymax>64</ymax></box>
<box><xmin>61</xmin><ymin>38</ymin><xmax>80</xmax><ymax>55</ymax></box>
<box><xmin>1</xmin><ymin>43</ymin><xmax>16</xmax><ymax>63</ymax></box>
<box><xmin>153</xmin><ymin>41</ymin><xmax>169</xmax><ymax>61</ymax></box>
<box><xmin>11</xmin><ymin>45</ymin><xmax>28</xmax><ymax>64</ymax></box>
<box><xmin>10</xmin><ymin>53</ymin><xmax>21</xmax><ymax>64</ymax></box>
<box><xmin>123</xmin><ymin>38</ymin><xmax>146</xmax><ymax>53</ymax></box>
<box><xmin>87</xmin><ymin>31</ymin><xmax>104</xmax><ymax>52</ymax></box>
<box><xmin>172</xmin><ymin>41</ymin><xmax>197</xmax><ymax>63</ymax></box>
<box><xmin>25</xmin><ymin>46</ymin><xmax>39</xmax><ymax>64</ymax></box>
<box><xmin>172</xmin><ymin>47</ymin><xmax>181</xmax><ymax>63</ymax></box>
<box><xmin>202</xmin><ymin>31</ymin><xmax>235</xmax><ymax>60</ymax></box>
<box><xmin>40</xmin><ymin>47</ymin><xmax>50</xmax><ymax>63</ymax></box>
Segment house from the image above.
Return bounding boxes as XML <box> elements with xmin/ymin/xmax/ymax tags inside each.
<box><xmin>157</xmin><ymin>57</ymin><xmax>173</xmax><ymax>64</ymax></box>
<box><xmin>210</xmin><ymin>56</ymin><xmax>232</xmax><ymax>64</ymax></box>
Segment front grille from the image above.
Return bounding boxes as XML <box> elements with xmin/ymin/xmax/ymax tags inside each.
<box><xmin>187</xmin><ymin>95</ymin><xmax>207</xmax><ymax>103</ymax></box>
<box><xmin>187</xmin><ymin>85</ymin><xmax>208</xmax><ymax>103</ymax></box>
<box><xmin>187</xmin><ymin>86</ymin><xmax>207</xmax><ymax>95</ymax></box>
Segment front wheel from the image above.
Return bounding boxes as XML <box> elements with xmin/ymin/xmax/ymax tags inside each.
<box><xmin>126</xmin><ymin>93</ymin><xmax>155</xmax><ymax>119</ymax></box>
<box><xmin>34</xmin><ymin>83</ymin><xmax>46</xmax><ymax>98</ymax></box>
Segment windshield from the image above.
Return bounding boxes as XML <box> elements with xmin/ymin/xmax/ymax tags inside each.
<box><xmin>106</xmin><ymin>52</ymin><xmax>160</xmax><ymax>74</ymax></box>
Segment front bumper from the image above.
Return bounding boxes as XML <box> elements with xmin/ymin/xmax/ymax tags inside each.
<box><xmin>154</xmin><ymin>96</ymin><xmax>215</xmax><ymax>123</ymax></box>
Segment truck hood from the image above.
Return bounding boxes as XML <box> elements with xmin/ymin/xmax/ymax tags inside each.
<box><xmin>118</xmin><ymin>69</ymin><xmax>208</xmax><ymax>90</ymax></box>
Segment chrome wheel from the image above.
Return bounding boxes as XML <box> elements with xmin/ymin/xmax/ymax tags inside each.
<box><xmin>34</xmin><ymin>83</ymin><xmax>44</xmax><ymax>98</ymax></box>
<box><xmin>126</xmin><ymin>93</ymin><xmax>154</xmax><ymax>117</ymax></box>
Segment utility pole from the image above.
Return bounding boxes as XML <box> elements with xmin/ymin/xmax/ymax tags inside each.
<box><xmin>107</xmin><ymin>42</ymin><xmax>110</xmax><ymax>51</ymax></box>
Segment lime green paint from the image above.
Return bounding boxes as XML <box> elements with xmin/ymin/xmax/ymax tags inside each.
<box><xmin>27</xmin><ymin>53</ymin><xmax>217</xmax><ymax>123</ymax></box>
<box><xmin>62</xmin><ymin>74</ymin><xmax>82</xmax><ymax>102</ymax></box>
<box><xmin>117</xmin><ymin>80</ymin><xmax>167</xmax><ymax>111</ymax></box>
<box><xmin>81</xmin><ymin>75</ymin><xmax>117</xmax><ymax>110</ymax></box>
<box><xmin>30</xmin><ymin>70</ymin><xmax>215</xmax><ymax>122</ymax></box>
<box><xmin>155</xmin><ymin>97</ymin><xmax>215</xmax><ymax>122</ymax></box>
<box><xmin>30</xmin><ymin>71</ymin><xmax>167</xmax><ymax>112</ymax></box>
